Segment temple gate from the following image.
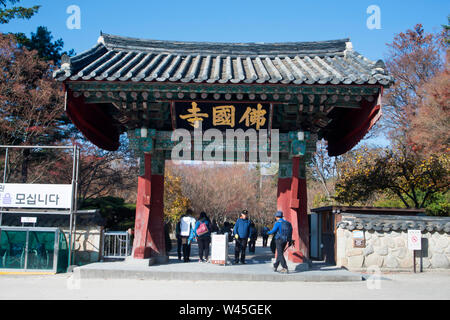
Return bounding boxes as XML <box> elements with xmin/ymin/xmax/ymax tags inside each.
<box><xmin>55</xmin><ymin>33</ymin><xmax>392</xmax><ymax>264</ymax></box>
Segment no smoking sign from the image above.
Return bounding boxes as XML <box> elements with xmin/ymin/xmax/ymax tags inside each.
<box><xmin>408</xmin><ymin>230</ymin><xmax>422</xmax><ymax>250</ymax></box>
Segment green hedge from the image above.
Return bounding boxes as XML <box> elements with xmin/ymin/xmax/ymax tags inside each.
<box><xmin>80</xmin><ymin>196</ymin><xmax>136</xmax><ymax>230</ymax></box>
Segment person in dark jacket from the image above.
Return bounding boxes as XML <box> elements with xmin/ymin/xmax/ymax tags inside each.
<box><xmin>248</xmin><ymin>222</ymin><xmax>257</xmax><ymax>253</ymax></box>
<box><xmin>220</xmin><ymin>222</ymin><xmax>233</xmax><ymax>242</ymax></box>
<box><xmin>175</xmin><ymin>219</ymin><xmax>182</xmax><ymax>260</ymax></box>
<box><xmin>164</xmin><ymin>221</ymin><xmax>172</xmax><ymax>256</ymax></box>
<box><xmin>210</xmin><ymin>219</ymin><xmax>219</xmax><ymax>233</ymax></box>
<box><xmin>270</xmin><ymin>235</ymin><xmax>276</xmax><ymax>253</ymax></box>
<box><xmin>233</xmin><ymin>210</ymin><xmax>251</xmax><ymax>264</ymax></box>
<box><xmin>261</xmin><ymin>226</ymin><xmax>270</xmax><ymax>247</ymax></box>
<box><xmin>267</xmin><ymin>211</ymin><xmax>289</xmax><ymax>273</ymax></box>
<box><xmin>194</xmin><ymin>211</ymin><xmax>211</xmax><ymax>262</ymax></box>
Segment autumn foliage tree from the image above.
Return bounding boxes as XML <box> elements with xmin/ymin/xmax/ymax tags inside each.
<box><xmin>331</xmin><ymin>22</ymin><xmax>449</xmax><ymax>216</ymax></box>
<box><xmin>166</xmin><ymin>162</ymin><xmax>277</xmax><ymax>227</ymax></box>
<box><xmin>409</xmin><ymin>53</ymin><xmax>449</xmax><ymax>155</ymax></box>
<box><xmin>0</xmin><ymin>34</ymin><xmax>66</xmax><ymax>182</ymax></box>
<box><xmin>164</xmin><ymin>167</ymin><xmax>191</xmax><ymax>225</ymax></box>
<box><xmin>383</xmin><ymin>24</ymin><xmax>446</xmax><ymax>145</ymax></box>
<box><xmin>334</xmin><ymin>145</ymin><xmax>449</xmax><ymax>215</ymax></box>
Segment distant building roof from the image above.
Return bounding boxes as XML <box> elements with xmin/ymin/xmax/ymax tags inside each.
<box><xmin>54</xmin><ymin>33</ymin><xmax>393</xmax><ymax>86</ymax></box>
<box><xmin>311</xmin><ymin>206</ymin><xmax>425</xmax><ymax>216</ymax></box>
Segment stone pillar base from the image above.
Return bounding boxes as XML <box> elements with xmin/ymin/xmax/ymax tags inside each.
<box><xmin>125</xmin><ymin>255</ymin><xmax>169</xmax><ymax>266</ymax></box>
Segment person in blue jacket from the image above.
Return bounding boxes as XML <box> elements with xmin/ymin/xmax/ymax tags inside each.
<box><xmin>267</xmin><ymin>210</ymin><xmax>289</xmax><ymax>273</ymax></box>
<box><xmin>261</xmin><ymin>226</ymin><xmax>270</xmax><ymax>247</ymax></box>
<box><xmin>233</xmin><ymin>210</ymin><xmax>251</xmax><ymax>264</ymax></box>
<box><xmin>193</xmin><ymin>211</ymin><xmax>211</xmax><ymax>263</ymax></box>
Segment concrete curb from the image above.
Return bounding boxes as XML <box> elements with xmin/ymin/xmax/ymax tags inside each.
<box><xmin>73</xmin><ymin>266</ymin><xmax>363</xmax><ymax>282</ymax></box>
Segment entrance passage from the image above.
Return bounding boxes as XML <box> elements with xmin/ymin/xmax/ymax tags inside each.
<box><xmin>55</xmin><ymin>33</ymin><xmax>390</xmax><ymax>265</ymax></box>
<box><xmin>0</xmin><ymin>226</ymin><xmax>68</xmax><ymax>273</ymax></box>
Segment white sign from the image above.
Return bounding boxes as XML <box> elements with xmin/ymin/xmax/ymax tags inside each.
<box><xmin>21</xmin><ymin>217</ymin><xmax>37</xmax><ymax>223</ymax></box>
<box><xmin>408</xmin><ymin>230</ymin><xmax>422</xmax><ymax>250</ymax></box>
<box><xmin>211</xmin><ymin>233</ymin><xmax>228</xmax><ymax>265</ymax></box>
<box><xmin>0</xmin><ymin>183</ymin><xmax>72</xmax><ymax>209</ymax></box>
<box><xmin>352</xmin><ymin>230</ymin><xmax>365</xmax><ymax>239</ymax></box>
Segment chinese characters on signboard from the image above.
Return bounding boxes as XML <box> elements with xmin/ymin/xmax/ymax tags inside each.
<box><xmin>0</xmin><ymin>184</ymin><xmax>72</xmax><ymax>210</ymax></box>
<box><xmin>176</xmin><ymin>102</ymin><xmax>269</xmax><ymax>130</ymax></box>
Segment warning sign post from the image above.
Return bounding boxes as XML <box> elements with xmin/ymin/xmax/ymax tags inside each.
<box><xmin>408</xmin><ymin>230</ymin><xmax>422</xmax><ymax>273</ymax></box>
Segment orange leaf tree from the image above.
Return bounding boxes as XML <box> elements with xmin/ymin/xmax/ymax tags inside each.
<box><xmin>335</xmin><ymin>145</ymin><xmax>449</xmax><ymax>214</ymax></box>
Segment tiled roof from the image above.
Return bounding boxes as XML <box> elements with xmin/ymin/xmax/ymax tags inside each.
<box><xmin>54</xmin><ymin>33</ymin><xmax>393</xmax><ymax>86</ymax></box>
<box><xmin>337</xmin><ymin>213</ymin><xmax>450</xmax><ymax>233</ymax></box>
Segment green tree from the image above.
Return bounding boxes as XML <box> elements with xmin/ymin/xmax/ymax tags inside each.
<box><xmin>14</xmin><ymin>26</ymin><xmax>75</xmax><ymax>65</ymax></box>
<box><xmin>0</xmin><ymin>0</ymin><xmax>40</xmax><ymax>24</ymax></box>
<box><xmin>80</xmin><ymin>196</ymin><xmax>136</xmax><ymax>229</ymax></box>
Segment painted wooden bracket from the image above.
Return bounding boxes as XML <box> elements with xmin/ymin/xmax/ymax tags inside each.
<box><xmin>143</xmin><ymin>195</ymin><xmax>151</xmax><ymax>206</ymax></box>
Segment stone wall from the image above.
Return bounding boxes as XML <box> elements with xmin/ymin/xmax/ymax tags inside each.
<box><xmin>62</xmin><ymin>226</ymin><xmax>104</xmax><ymax>265</ymax></box>
<box><xmin>336</xmin><ymin>214</ymin><xmax>450</xmax><ymax>272</ymax></box>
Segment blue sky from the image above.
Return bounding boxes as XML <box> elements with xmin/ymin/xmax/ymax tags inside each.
<box><xmin>1</xmin><ymin>0</ymin><xmax>448</xmax><ymax>62</ymax></box>
<box><xmin>1</xmin><ymin>1</ymin><xmax>448</xmax><ymax>148</ymax></box>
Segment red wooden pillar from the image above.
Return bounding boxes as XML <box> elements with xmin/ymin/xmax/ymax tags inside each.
<box><xmin>277</xmin><ymin>156</ymin><xmax>309</xmax><ymax>263</ymax></box>
<box><xmin>146</xmin><ymin>174</ymin><xmax>166</xmax><ymax>257</ymax></box>
<box><xmin>132</xmin><ymin>153</ymin><xmax>166</xmax><ymax>259</ymax></box>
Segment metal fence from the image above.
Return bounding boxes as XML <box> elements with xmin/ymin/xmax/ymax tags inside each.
<box><xmin>102</xmin><ymin>231</ymin><xmax>131</xmax><ymax>260</ymax></box>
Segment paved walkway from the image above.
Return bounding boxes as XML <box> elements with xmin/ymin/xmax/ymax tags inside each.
<box><xmin>76</xmin><ymin>239</ymin><xmax>362</xmax><ymax>282</ymax></box>
<box><xmin>1</xmin><ymin>271</ymin><xmax>449</xmax><ymax>300</ymax></box>
<box><xmin>1</xmin><ymin>240</ymin><xmax>449</xmax><ymax>300</ymax></box>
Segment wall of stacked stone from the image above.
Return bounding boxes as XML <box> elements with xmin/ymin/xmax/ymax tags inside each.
<box><xmin>62</xmin><ymin>226</ymin><xmax>103</xmax><ymax>265</ymax></box>
<box><xmin>336</xmin><ymin>215</ymin><xmax>450</xmax><ymax>272</ymax></box>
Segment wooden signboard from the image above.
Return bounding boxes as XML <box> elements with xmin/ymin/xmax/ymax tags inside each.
<box><xmin>175</xmin><ymin>102</ymin><xmax>270</xmax><ymax>131</ymax></box>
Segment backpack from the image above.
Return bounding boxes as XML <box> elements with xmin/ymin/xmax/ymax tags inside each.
<box><xmin>196</xmin><ymin>221</ymin><xmax>209</xmax><ymax>236</ymax></box>
<box><xmin>278</xmin><ymin>220</ymin><xmax>292</xmax><ymax>242</ymax></box>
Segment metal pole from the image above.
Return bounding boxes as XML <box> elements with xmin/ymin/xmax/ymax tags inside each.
<box><xmin>0</xmin><ymin>147</ymin><xmax>8</xmax><ymax>227</ymax></box>
<box><xmin>413</xmin><ymin>250</ymin><xmax>416</xmax><ymax>273</ymax></box>
<box><xmin>420</xmin><ymin>249</ymin><xmax>423</xmax><ymax>273</ymax></box>
<box><xmin>2</xmin><ymin>147</ymin><xmax>8</xmax><ymax>182</ymax></box>
<box><xmin>0</xmin><ymin>145</ymin><xmax>73</xmax><ymax>149</ymax></box>
<box><xmin>68</xmin><ymin>145</ymin><xmax>77</xmax><ymax>267</ymax></box>
<box><xmin>71</xmin><ymin>147</ymin><xmax>80</xmax><ymax>265</ymax></box>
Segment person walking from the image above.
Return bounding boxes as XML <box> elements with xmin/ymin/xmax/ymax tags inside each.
<box><xmin>175</xmin><ymin>219</ymin><xmax>183</xmax><ymax>260</ymax></box>
<box><xmin>164</xmin><ymin>221</ymin><xmax>172</xmax><ymax>256</ymax></box>
<box><xmin>267</xmin><ymin>211</ymin><xmax>292</xmax><ymax>273</ymax></box>
<box><xmin>178</xmin><ymin>209</ymin><xmax>196</xmax><ymax>262</ymax></box>
<box><xmin>261</xmin><ymin>226</ymin><xmax>270</xmax><ymax>247</ymax></box>
<box><xmin>194</xmin><ymin>211</ymin><xmax>211</xmax><ymax>263</ymax></box>
<box><xmin>233</xmin><ymin>210</ymin><xmax>251</xmax><ymax>264</ymax></box>
<box><xmin>248</xmin><ymin>222</ymin><xmax>257</xmax><ymax>253</ymax></box>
